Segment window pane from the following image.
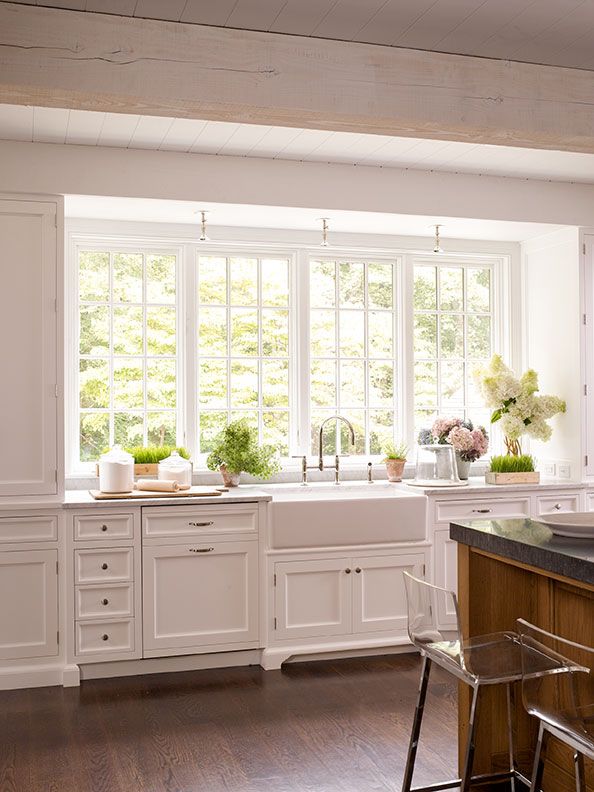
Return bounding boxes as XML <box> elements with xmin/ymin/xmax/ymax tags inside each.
<box><xmin>441</xmin><ymin>360</ymin><xmax>465</xmax><ymax>407</ymax></box>
<box><xmin>113</xmin><ymin>359</ymin><xmax>144</xmax><ymax>409</ymax></box>
<box><xmin>230</xmin><ymin>257</ymin><xmax>257</xmax><ymax>305</ymax></box>
<box><xmin>230</xmin><ymin>411</ymin><xmax>258</xmax><ymax>431</ymax></box>
<box><xmin>262</xmin><ymin>359</ymin><xmax>289</xmax><ymax>408</ymax></box>
<box><xmin>467</xmin><ymin>314</ymin><xmax>491</xmax><ymax>358</ymax></box>
<box><xmin>467</xmin><ymin>268</ymin><xmax>491</xmax><ymax>312</ymax></box>
<box><xmin>439</xmin><ymin>267</ymin><xmax>463</xmax><ymax>311</ymax></box>
<box><xmin>369</xmin><ymin>361</ymin><xmax>393</xmax><ymax>407</ymax></box>
<box><xmin>310</xmin><ymin>260</ymin><xmax>335</xmax><ymax>307</ymax></box>
<box><xmin>263</xmin><ymin>412</ymin><xmax>289</xmax><ymax>455</ymax></box>
<box><xmin>341</xmin><ymin>410</ymin><xmax>365</xmax><ymax>454</ymax></box>
<box><xmin>79</xmin><ymin>305</ymin><xmax>109</xmax><ymax>355</ymax></box>
<box><xmin>415</xmin><ymin>408</ymin><xmax>438</xmax><ymax>438</ymax></box>
<box><xmin>114</xmin><ymin>412</ymin><xmax>144</xmax><ymax>447</ymax></box>
<box><xmin>311</xmin><ymin>411</ymin><xmax>336</xmax><ymax>455</ymax></box>
<box><xmin>147</xmin><ymin>412</ymin><xmax>176</xmax><ymax>446</ymax></box>
<box><xmin>339</xmin><ymin>261</ymin><xmax>364</xmax><ymax>308</ymax></box>
<box><xmin>147</xmin><ymin>359</ymin><xmax>176</xmax><ymax>408</ymax></box>
<box><xmin>79</xmin><ymin>359</ymin><xmax>109</xmax><ymax>409</ymax></box>
<box><xmin>198</xmin><ymin>256</ymin><xmax>226</xmax><ymax>304</ymax></box>
<box><xmin>414</xmin><ymin>314</ymin><xmax>437</xmax><ymax>358</ymax></box>
<box><xmin>369</xmin><ymin>410</ymin><xmax>394</xmax><ymax>455</ymax></box>
<box><xmin>413</xmin><ymin>266</ymin><xmax>436</xmax><ymax>310</ymax></box>
<box><xmin>414</xmin><ymin>360</ymin><xmax>437</xmax><ymax>406</ymax></box>
<box><xmin>310</xmin><ymin>310</ymin><xmax>336</xmax><ymax>357</ymax></box>
<box><xmin>262</xmin><ymin>309</ymin><xmax>289</xmax><ymax>356</ymax></box>
<box><xmin>146</xmin><ymin>254</ymin><xmax>176</xmax><ymax>303</ymax></box>
<box><xmin>199</xmin><ymin>411</ymin><xmax>227</xmax><ymax>453</ymax></box>
<box><xmin>310</xmin><ymin>359</ymin><xmax>336</xmax><ymax>407</ymax></box>
<box><xmin>147</xmin><ymin>306</ymin><xmax>176</xmax><ymax>356</ymax></box>
<box><xmin>230</xmin><ymin>360</ymin><xmax>259</xmax><ymax>406</ymax></box>
<box><xmin>80</xmin><ymin>413</ymin><xmax>109</xmax><ymax>462</ymax></box>
<box><xmin>113</xmin><ymin>306</ymin><xmax>143</xmax><ymax>356</ymax></box>
<box><xmin>199</xmin><ymin>360</ymin><xmax>227</xmax><ymax>407</ymax></box>
<box><xmin>113</xmin><ymin>253</ymin><xmax>142</xmax><ymax>302</ymax></box>
<box><xmin>368</xmin><ymin>311</ymin><xmax>393</xmax><ymax>358</ymax></box>
<box><xmin>340</xmin><ymin>360</ymin><xmax>365</xmax><ymax>406</ymax></box>
<box><xmin>198</xmin><ymin>307</ymin><xmax>227</xmax><ymax>357</ymax></box>
<box><xmin>230</xmin><ymin>308</ymin><xmax>258</xmax><ymax>356</ymax></box>
<box><xmin>339</xmin><ymin>310</ymin><xmax>364</xmax><ymax>357</ymax></box>
<box><xmin>79</xmin><ymin>250</ymin><xmax>109</xmax><ymax>302</ymax></box>
<box><xmin>262</xmin><ymin>259</ymin><xmax>289</xmax><ymax>306</ymax></box>
<box><xmin>368</xmin><ymin>263</ymin><xmax>392</xmax><ymax>309</ymax></box>
<box><xmin>440</xmin><ymin>315</ymin><xmax>464</xmax><ymax>358</ymax></box>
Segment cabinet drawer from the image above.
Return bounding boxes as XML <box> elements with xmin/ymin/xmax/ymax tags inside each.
<box><xmin>74</xmin><ymin>513</ymin><xmax>134</xmax><ymax>541</ymax></box>
<box><xmin>143</xmin><ymin>505</ymin><xmax>257</xmax><ymax>540</ymax></box>
<box><xmin>0</xmin><ymin>516</ymin><xmax>58</xmax><ymax>543</ymax></box>
<box><xmin>435</xmin><ymin>497</ymin><xmax>531</xmax><ymax>523</ymax></box>
<box><xmin>535</xmin><ymin>493</ymin><xmax>581</xmax><ymax>516</ymax></box>
<box><xmin>76</xmin><ymin>619</ymin><xmax>134</xmax><ymax>656</ymax></box>
<box><xmin>585</xmin><ymin>492</ymin><xmax>594</xmax><ymax>511</ymax></box>
<box><xmin>75</xmin><ymin>584</ymin><xmax>133</xmax><ymax>620</ymax></box>
<box><xmin>75</xmin><ymin>548</ymin><xmax>133</xmax><ymax>584</ymax></box>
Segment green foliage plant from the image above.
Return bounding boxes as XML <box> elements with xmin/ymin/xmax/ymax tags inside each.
<box><xmin>489</xmin><ymin>454</ymin><xmax>535</xmax><ymax>474</ymax></box>
<box><xmin>206</xmin><ymin>419</ymin><xmax>281</xmax><ymax>478</ymax></box>
<box><xmin>382</xmin><ymin>441</ymin><xmax>408</xmax><ymax>460</ymax></box>
<box><xmin>119</xmin><ymin>446</ymin><xmax>190</xmax><ymax>464</ymax></box>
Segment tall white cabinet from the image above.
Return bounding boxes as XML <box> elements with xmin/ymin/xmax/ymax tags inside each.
<box><xmin>0</xmin><ymin>196</ymin><xmax>62</xmax><ymax>497</ymax></box>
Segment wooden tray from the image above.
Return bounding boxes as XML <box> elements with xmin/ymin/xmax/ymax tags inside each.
<box><xmin>90</xmin><ymin>486</ymin><xmax>223</xmax><ymax>500</ymax></box>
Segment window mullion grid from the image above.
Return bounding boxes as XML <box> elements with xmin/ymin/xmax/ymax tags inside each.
<box><xmin>257</xmin><ymin>257</ymin><xmax>263</xmax><ymax>445</ymax></box>
<box><xmin>226</xmin><ymin>256</ymin><xmax>231</xmax><ymax>423</ymax></box>
<box><xmin>109</xmin><ymin>251</ymin><xmax>115</xmax><ymax>448</ymax></box>
<box><xmin>435</xmin><ymin>265</ymin><xmax>441</xmax><ymax>417</ymax></box>
<box><xmin>363</xmin><ymin>260</ymin><xmax>370</xmax><ymax>457</ymax></box>
<box><xmin>334</xmin><ymin>259</ymin><xmax>341</xmax><ymax>455</ymax></box>
<box><xmin>142</xmin><ymin>252</ymin><xmax>148</xmax><ymax>446</ymax></box>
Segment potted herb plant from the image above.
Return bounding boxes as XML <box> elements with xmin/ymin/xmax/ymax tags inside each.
<box><xmin>206</xmin><ymin>419</ymin><xmax>281</xmax><ymax>487</ymax></box>
<box><xmin>382</xmin><ymin>441</ymin><xmax>408</xmax><ymax>482</ymax></box>
<box><xmin>475</xmin><ymin>355</ymin><xmax>566</xmax><ymax>484</ymax></box>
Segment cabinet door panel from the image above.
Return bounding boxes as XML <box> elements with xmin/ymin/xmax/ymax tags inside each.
<box><xmin>0</xmin><ymin>200</ymin><xmax>58</xmax><ymax>495</ymax></box>
<box><xmin>274</xmin><ymin>558</ymin><xmax>351</xmax><ymax>640</ymax></box>
<box><xmin>143</xmin><ymin>541</ymin><xmax>258</xmax><ymax>653</ymax></box>
<box><xmin>352</xmin><ymin>553</ymin><xmax>425</xmax><ymax>635</ymax></box>
<box><xmin>433</xmin><ymin>529</ymin><xmax>458</xmax><ymax>629</ymax></box>
<box><xmin>0</xmin><ymin>549</ymin><xmax>58</xmax><ymax>659</ymax></box>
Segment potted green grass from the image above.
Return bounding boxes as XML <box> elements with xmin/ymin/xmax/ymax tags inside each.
<box><xmin>206</xmin><ymin>419</ymin><xmax>280</xmax><ymax>487</ymax></box>
<box><xmin>382</xmin><ymin>441</ymin><xmax>408</xmax><ymax>482</ymax></box>
<box><xmin>487</xmin><ymin>454</ymin><xmax>538</xmax><ymax>485</ymax></box>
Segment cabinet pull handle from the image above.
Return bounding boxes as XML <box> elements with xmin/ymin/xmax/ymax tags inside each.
<box><xmin>101</xmin><ymin>563</ymin><xmax>108</xmax><ymax>570</ymax></box>
<box><xmin>101</xmin><ymin>634</ymin><xmax>109</xmax><ymax>641</ymax></box>
<box><xmin>101</xmin><ymin>599</ymin><xmax>109</xmax><ymax>606</ymax></box>
<box><xmin>355</xmin><ymin>567</ymin><xmax>361</xmax><ymax>574</ymax></box>
<box><xmin>188</xmin><ymin>521</ymin><xmax>214</xmax><ymax>527</ymax></box>
<box><xmin>189</xmin><ymin>547</ymin><xmax>215</xmax><ymax>553</ymax></box>
<box><xmin>471</xmin><ymin>508</ymin><xmax>491</xmax><ymax>513</ymax></box>
<box><xmin>553</xmin><ymin>503</ymin><xmax>562</xmax><ymax>510</ymax></box>
<box><xmin>101</xmin><ymin>524</ymin><xmax>108</xmax><ymax>532</ymax></box>
<box><xmin>345</xmin><ymin>568</ymin><xmax>351</xmax><ymax>574</ymax></box>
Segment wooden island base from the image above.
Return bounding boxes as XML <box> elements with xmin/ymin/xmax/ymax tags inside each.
<box><xmin>457</xmin><ymin>544</ymin><xmax>594</xmax><ymax>792</ymax></box>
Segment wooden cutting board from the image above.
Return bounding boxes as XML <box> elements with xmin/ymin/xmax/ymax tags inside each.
<box><xmin>90</xmin><ymin>486</ymin><xmax>224</xmax><ymax>500</ymax></box>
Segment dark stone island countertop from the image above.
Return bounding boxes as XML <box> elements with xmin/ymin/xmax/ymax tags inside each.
<box><xmin>450</xmin><ymin>518</ymin><xmax>594</xmax><ymax>586</ymax></box>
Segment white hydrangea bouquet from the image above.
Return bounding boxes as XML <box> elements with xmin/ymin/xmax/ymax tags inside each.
<box><xmin>474</xmin><ymin>355</ymin><xmax>566</xmax><ymax>457</ymax></box>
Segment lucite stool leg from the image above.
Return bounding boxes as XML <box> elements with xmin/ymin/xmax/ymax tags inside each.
<box><xmin>529</xmin><ymin>722</ymin><xmax>549</xmax><ymax>792</ymax></box>
<box><xmin>460</xmin><ymin>683</ymin><xmax>480</xmax><ymax>792</ymax></box>
<box><xmin>401</xmin><ymin>655</ymin><xmax>432</xmax><ymax>792</ymax></box>
<box><xmin>506</xmin><ymin>683</ymin><xmax>517</xmax><ymax>792</ymax></box>
<box><xmin>574</xmin><ymin>752</ymin><xmax>586</xmax><ymax>792</ymax></box>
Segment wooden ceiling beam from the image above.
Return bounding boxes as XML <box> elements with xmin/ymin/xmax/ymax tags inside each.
<box><xmin>2</xmin><ymin>2</ymin><xmax>594</xmax><ymax>152</ymax></box>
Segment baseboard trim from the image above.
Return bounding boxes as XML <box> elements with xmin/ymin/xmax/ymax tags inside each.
<box><xmin>79</xmin><ymin>649</ymin><xmax>262</xmax><ymax>680</ymax></box>
<box><xmin>0</xmin><ymin>663</ymin><xmax>66</xmax><ymax>690</ymax></box>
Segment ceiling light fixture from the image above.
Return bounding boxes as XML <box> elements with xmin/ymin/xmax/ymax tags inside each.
<box><xmin>319</xmin><ymin>217</ymin><xmax>330</xmax><ymax>247</ymax></box>
<box><xmin>198</xmin><ymin>210</ymin><xmax>209</xmax><ymax>242</ymax></box>
<box><xmin>433</xmin><ymin>224</ymin><xmax>444</xmax><ymax>253</ymax></box>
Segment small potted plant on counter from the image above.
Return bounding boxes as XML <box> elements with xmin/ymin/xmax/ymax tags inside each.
<box><xmin>475</xmin><ymin>355</ymin><xmax>566</xmax><ymax>484</ymax></box>
<box><xmin>206</xmin><ymin>418</ymin><xmax>281</xmax><ymax>487</ymax></box>
<box><xmin>382</xmin><ymin>441</ymin><xmax>408</xmax><ymax>482</ymax></box>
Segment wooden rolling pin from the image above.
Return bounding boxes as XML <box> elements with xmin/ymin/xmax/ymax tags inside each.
<box><xmin>134</xmin><ymin>480</ymin><xmax>190</xmax><ymax>492</ymax></box>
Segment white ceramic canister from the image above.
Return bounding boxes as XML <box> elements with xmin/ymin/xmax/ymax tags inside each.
<box><xmin>158</xmin><ymin>450</ymin><xmax>192</xmax><ymax>488</ymax></box>
<box><xmin>98</xmin><ymin>445</ymin><xmax>134</xmax><ymax>493</ymax></box>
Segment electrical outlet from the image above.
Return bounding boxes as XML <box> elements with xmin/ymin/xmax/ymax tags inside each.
<box><xmin>543</xmin><ymin>461</ymin><xmax>556</xmax><ymax>477</ymax></box>
<box><xmin>558</xmin><ymin>462</ymin><xmax>571</xmax><ymax>479</ymax></box>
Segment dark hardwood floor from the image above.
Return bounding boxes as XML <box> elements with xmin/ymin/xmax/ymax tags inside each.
<box><xmin>0</xmin><ymin>653</ymin><xmax>458</xmax><ymax>792</ymax></box>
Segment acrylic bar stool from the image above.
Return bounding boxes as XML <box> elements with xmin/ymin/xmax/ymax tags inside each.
<box><xmin>402</xmin><ymin>572</ymin><xmax>542</xmax><ymax>792</ymax></box>
<box><xmin>518</xmin><ymin>619</ymin><xmax>594</xmax><ymax>792</ymax></box>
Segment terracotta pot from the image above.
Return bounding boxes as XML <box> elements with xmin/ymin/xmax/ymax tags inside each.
<box><xmin>385</xmin><ymin>458</ymin><xmax>406</xmax><ymax>482</ymax></box>
<box><xmin>219</xmin><ymin>465</ymin><xmax>241</xmax><ymax>487</ymax></box>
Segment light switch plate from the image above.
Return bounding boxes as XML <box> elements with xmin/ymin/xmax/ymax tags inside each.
<box><xmin>558</xmin><ymin>462</ymin><xmax>571</xmax><ymax>479</ymax></box>
<box><xmin>543</xmin><ymin>461</ymin><xmax>556</xmax><ymax>477</ymax></box>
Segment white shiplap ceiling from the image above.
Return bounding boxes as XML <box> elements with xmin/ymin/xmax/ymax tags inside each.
<box><xmin>3</xmin><ymin>103</ymin><xmax>594</xmax><ymax>184</ymax></box>
<box><xmin>6</xmin><ymin>0</ymin><xmax>594</xmax><ymax>70</ymax></box>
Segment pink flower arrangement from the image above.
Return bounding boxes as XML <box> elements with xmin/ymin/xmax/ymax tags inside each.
<box><xmin>418</xmin><ymin>416</ymin><xmax>489</xmax><ymax>463</ymax></box>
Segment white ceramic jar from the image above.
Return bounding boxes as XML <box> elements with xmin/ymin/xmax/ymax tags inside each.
<box><xmin>158</xmin><ymin>450</ymin><xmax>192</xmax><ymax>488</ymax></box>
<box><xmin>98</xmin><ymin>445</ymin><xmax>134</xmax><ymax>493</ymax></box>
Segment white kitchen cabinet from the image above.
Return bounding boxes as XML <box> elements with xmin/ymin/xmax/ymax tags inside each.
<box><xmin>143</xmin><ymin>541</ymin><xmax>259</xmax><ymax>655</ymax></box>
<box><xmin>0</xmin><ymin>549</ymin><xmax>58</xmax><ymax>660</ymax></box>
<box><xmin>433</xmin><ymin>529</ymin><xmax>459</xmax><ymax>629</ymax></box>
<box><xmin>0</xmin><ymin>197</ymin><xmax>62</xmax><ymax>497</ymax></box>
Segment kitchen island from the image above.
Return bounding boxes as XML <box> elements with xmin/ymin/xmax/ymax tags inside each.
<box><xmin>451</xmin><ymin>517</ymin><xmax>594</xmax><ymax>791</ymax></box>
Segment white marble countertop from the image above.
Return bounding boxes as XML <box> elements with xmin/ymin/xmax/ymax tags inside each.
<box><xmin>61</xmin><ymin>486</ymin><xmax>272</xmax><ymax>509</ymax></box>
<box><xmin>398</xmin><ymin>478</ymin><xmax>585</xmax><ymax>495</ymax></box>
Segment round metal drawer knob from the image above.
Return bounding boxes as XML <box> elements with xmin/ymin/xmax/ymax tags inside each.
<box><xmin>355</xmin><ymin>567</ymin><xmax>361</xmax><ymax>574</ymax></box>
<box><xmin>101</xmin><ymin>599</ymin><xmax>109</xmax><ymax>606</ymax></box>
<box><xmin>345</xmin><ymin>568</ymin><xmax>351</xmax><ymax>574</ymax></box>
<box><xmin>101</xmin><ymin>634</ymin><xmax>109</xmax><ymax>641</ymax></box>
<box><xmin>101</xmin><ymin>563</ymin><xmax>108</xmax><ymax>570</ymax></box>
<box><xmin>101</xmin><ymin>524</ymin><xmax>108</xmax><ymax>532</ymax></box>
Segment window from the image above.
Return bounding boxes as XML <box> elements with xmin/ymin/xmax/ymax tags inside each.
<box><xmin>309</xmin><ymin>257</ymin><xmax>398</xmax><ymax>455</ymax></box>
<box><xmin>412</xmin><ymin>259</ymin><xmax>493</xmax><ymax>436</ymax></box>
<box><xmin>77</xmin><ymin>248</ymin><xmax>179</xmax><ymax>462</ymax></box>
<box><xmin>197</xmin><ymin>254</ymin><xmax>291</xmax><ymax>456</ymax></box>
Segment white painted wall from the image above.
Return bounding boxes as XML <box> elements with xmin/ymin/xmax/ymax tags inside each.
<box><xmin>522</xmin><ymin>228</ymin><xmax>582</xmax><ymax>478</ymax></box>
